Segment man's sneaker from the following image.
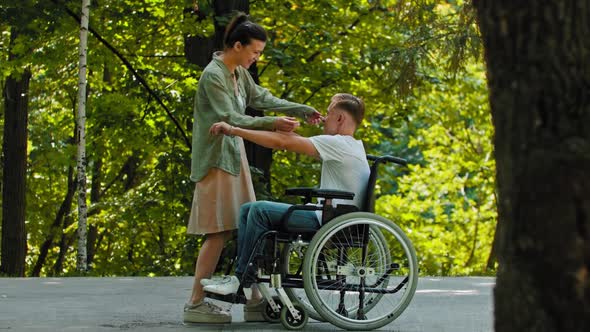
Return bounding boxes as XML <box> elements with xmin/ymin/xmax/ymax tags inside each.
<box><xmin>200</xmin><ymin>275</ymin><xmax>233</xmax><ymax>287</ymax></box>
<box><xmin>202</xmin><ymin>275</ymin><xmax>240</xmax><ymax>295</ymax></box>
<box><xmin>244</xmin><ymin>299</ymin><xmax>267</xmax><ymax>322</ymax></box>
<box><xmin>183</xmin><ymin>301</ymin><xmax>231</xmax><ymax>324</ymax></box>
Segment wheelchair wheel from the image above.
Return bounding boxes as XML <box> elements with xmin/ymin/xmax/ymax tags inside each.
<box><xmin>303</xmin><ymin>212</ymin><xmax>418</xmax><ymax>331</ymax></box>
<box><xmin>261</xmin><ymin>296</ymin><xmax>283</xmax><ymax>323</ymax></box>
<box><xmin>280</xmin><ymin>303</ymin><xmax>309</xmax><ymax>330</ymax></box>
<box><xmin>281</xmin><ymin>241</ymin><xmax>324</xmax><ymax>321</ymax></box>
<box><xmin>282</xmin><ymin>229</ymin><xmax>390</xmax><ymax>321</ymax></box>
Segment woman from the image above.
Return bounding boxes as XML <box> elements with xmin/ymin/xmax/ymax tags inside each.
<box><xmin>184</xmin><ymin>12</ymin><xmax>321</xmax><ymax>324</ymax></box>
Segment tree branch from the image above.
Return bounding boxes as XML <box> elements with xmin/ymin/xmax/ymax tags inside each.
<box><xmin>50</xmin><ymin>0</ymin><xmax>191</xmax><ymax>150</ymax></box>
<box><xmin>258</xmin><ymin>29</ymin><xmax>303</xmax><ymax>77</ymax></box>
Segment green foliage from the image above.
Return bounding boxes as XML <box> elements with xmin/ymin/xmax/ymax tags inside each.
<box><xmin>0</xmin><ymin>0</ymin><xmax>495</xmax><ymax>277</ymax></box>
<box><xmin>377</xmin><ymin>62</ymin><xmax>497</xmax><ymax>275</ymax></box>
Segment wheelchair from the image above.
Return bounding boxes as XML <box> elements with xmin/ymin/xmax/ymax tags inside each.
<box><xmin>205</xmin><ymin>155</ymin><xmax>418</xmax><ymax>330</ymax></box>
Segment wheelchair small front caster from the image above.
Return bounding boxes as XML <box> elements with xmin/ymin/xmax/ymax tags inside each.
<box><xmin>262</xmin><ymin>296</ymin><xmax>283</xmax><ymax>323</ymax></box>
<box><xmin>280</xmin><ymin>303</ymin><xmax>308</xmax><ymax>330</ymax></box>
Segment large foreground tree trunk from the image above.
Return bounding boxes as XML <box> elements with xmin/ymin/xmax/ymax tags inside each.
<box><xmin>473</xmin><ymin>1</ymin><xmax>590</xmax><ymax>331</ymax></box>
<box><xmin>1</xmin><ymin>30</ymin><xmax>30</xmax><ymax>277</ymax></box>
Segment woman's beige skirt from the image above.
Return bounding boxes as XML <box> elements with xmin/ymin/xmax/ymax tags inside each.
<box><xmin>187</xmin><ymin>138</ymin><xmax>256</xmax><ymax>235</ymax></box>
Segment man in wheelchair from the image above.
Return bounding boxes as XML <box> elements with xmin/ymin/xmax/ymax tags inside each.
<box><xmin>205</xmin><ymin>93</ymin><xmax>370</xmax><ymax>316</ymax></box>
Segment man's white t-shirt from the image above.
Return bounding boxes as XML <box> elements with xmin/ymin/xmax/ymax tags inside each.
<box><xmin>308</xmin><ymin>135</ymin><xmax>371</xmax><ymax>224</ymax></box>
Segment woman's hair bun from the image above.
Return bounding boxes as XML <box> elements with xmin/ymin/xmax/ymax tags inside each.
<box><xmin>223</xmin><ymin>12</ymin><xmax>267</xmax><ymax>48</ymax></box>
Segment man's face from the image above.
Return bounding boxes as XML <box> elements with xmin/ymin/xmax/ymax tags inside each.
<box><xmin>323</xmin><ymin>105</ymin><xmax>342</xmax><ymax>135</ymax></box>
<box><xmin>236</xmin><ymin>39</ymin><xmax>266</xmax><ymax>69</ymax></box>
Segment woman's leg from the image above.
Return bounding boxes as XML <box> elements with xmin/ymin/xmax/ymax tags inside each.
<box><xmin>189</xmin><ymin>230</ymin><xmax>233</xmax><ymax>304</ymax></box>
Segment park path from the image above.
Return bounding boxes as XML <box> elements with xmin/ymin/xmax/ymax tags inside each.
<box><xmin>0</xmin><ymin>276</ymin><xmax>494</xmax><ymax>331</ymax></box>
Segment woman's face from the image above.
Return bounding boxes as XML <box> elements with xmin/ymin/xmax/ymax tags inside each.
<box><xmin>235</xmin><ymin>39</ymin><xmax>266</xmax><ymax>69</ymax></box>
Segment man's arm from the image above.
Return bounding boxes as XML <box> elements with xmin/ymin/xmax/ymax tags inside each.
<box><xmin>210</xmin><ymin>122</ymin><xmax>319</xmax><ymax>158</ymax></box>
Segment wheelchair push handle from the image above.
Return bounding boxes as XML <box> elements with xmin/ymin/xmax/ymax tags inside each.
<box><xmin>366</xmin><ymin>154</ymin><xmax>408</xmax><ymax>166</ymax></box>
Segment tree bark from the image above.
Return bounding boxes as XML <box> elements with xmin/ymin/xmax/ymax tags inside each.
<box><xmin>51</xmin><ymin>105</ymin><xmax>79</xmax><ymax>277</ymax></box>
<box><xmin>76</xmin><ymin>0</ymin><xmax>91</xmax><ymax>272</ymax></box>
<box><xmin>53</xmin><ymin>231</ymin><xmax>75</xmax><ymax>276</ymax></box>
<box><xmin>31</xmin><ymin>165</ymin><xmax>76</xmax><ymax>277</ymax></box>
<box><xmin>86</xmin><ymin>155</ymin><xmax>102</xmax><ymax>268</ymax></box>
<box><xmin>1</xmin><ymin>29</ymin><xmax>30</xmax><ymax>277</ymax></box>
<box><xmin>473</xmin><ymin>1</ymin><xmax>590</xmax><ymax>331</ymax></box>
<box><xmin>243</xmin><ymin>62</ymin><xmax>273</xmax><ymax>189</ymax></box>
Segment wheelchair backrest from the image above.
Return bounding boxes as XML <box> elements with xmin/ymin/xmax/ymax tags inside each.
<box><xmin>362</xmin><ymin>155</ymin><xmax>408</xmax><ymax>213</ymax></box>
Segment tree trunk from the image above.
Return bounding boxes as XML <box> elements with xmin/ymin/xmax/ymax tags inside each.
<box><xmin>76</xmin><ymin>0</ymin><xmax>91</xmax><ymax>272</ymax></box>
<box><xmin>1</xmin><ymin>29</ymin><xmax>30</xmax><ymax>277</ymax></box>
<box><xmin>53</xmin><ymin>230</ymin><xmax>75</xmax><ymax>276</ymax></box>
<box><xmin>244</xmin><ymin>62</ymin><xmax>273</xmax><ymax>189</ymax></box>
<box><xmin>87</xmin><ymin>62</ymin><xmax>110</xmax><ymax>269</ymax></box>
<box><xmin>31</xmin><ymin>165</ymin><xmax>76</xmax><ymax>277</ymax></box>
<box><xmin>473</xmin><ymin>1</ymin><xmax>590</xmax><ymax>331</ymax></box>
<box><xmin>51</xmin><ymin>105</ymin><xmax>79</xmax><ymax>277</ymax></box>
<box><xmin>185</xmin><ymin>0</ymin><xmax>273</xmax><ymax>188</ymax></box>
<box><xmin>86</xmin><ymin>156</ymin><xmax>102</xmax><ymax>268</ymax></box>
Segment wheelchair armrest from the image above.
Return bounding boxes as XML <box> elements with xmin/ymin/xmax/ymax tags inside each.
<box><xmin>285</xmin><ymin>187</ymin><xmax>355</xmax><ymax>201</ymax></box>
<box><xmin>285</xmin><ymin>187</ymin><xmax>316</xmax><ymax>197</ymax></box>
<box><xmin>285</xmin><ymin>187</ymin><xmax>316</xmax><ymax>204</ymax></box>
<box><xmin>314</xmin><ymin>189</ymin><xmax>355</xmax><ymax>201</ymax></box>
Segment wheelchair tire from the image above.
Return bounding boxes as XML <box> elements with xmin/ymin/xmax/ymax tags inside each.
<box><xmin>261</xmin><ymin>296</ymin><xmax>283</xmax><ymax>323</ymax></box>
<box><xmin>281</xmin><ymin>227</ymin><xmax>391</xmax><ymax>321</ymax></box>
<box><xmin>303</xmin><ymin>212</ymin><xmax>418</xmax><ymax>331</ymax></box>
<box><xmin>280</xmin><ymin>303</ymin><xmax>309</xmax><ymax>330</ymax></box>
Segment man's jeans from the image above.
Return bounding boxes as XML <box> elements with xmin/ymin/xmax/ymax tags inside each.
<box><xmin>235</xmin><ymin>201</ymin><xmax>320</xmax><ymax>283</ymax></box>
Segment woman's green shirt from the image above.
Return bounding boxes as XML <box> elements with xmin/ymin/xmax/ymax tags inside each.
<box><xmin>190</xmin><ymin>53</ymin><xmax>315</xmax><ymax>182</ymax></box>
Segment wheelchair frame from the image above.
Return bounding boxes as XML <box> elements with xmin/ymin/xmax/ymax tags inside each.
<box><xmin>205</xmin><ymin>155</ymin><xmax>418</xmax><ymax>330</ymax></box>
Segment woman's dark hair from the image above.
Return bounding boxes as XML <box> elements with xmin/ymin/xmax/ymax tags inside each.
<box><xmin>223</xmin><ymin>12</ymin><xmax>267</xmax><ymax>48</ymax></box>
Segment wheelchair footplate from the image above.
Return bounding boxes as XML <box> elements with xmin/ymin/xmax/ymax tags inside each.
<box><xmin>203</xmin><ymin>288</ymin><xmax>248</xmax><ymax>305</ymax></box>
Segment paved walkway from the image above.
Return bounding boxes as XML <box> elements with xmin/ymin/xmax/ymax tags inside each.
<box><xmin>0</xmin><ymin>277</ymin><xmax>494</xmax><ymax>331</ymax></box>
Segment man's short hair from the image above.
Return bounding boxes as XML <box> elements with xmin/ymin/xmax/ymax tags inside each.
<box><xmin>330</xmin><ymin>93</ymin><xmax>365</xmax><ymax>126</ymax></box>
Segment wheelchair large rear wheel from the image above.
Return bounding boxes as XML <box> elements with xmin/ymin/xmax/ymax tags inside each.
<box><xmin>281</xmin><ymin>228</ymin><xmax>390</xmax><ymax>322</ymax></box>
<box><xmin>303</xmin><ymin>212</ymin><xmax>418</xmax><ymax>331</ymax></box>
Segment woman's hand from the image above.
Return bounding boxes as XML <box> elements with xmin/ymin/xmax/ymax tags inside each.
<box><xmin>209</xmin><ymin>122</ymin><xmax>233</xmax><ymax>136</ymax></box>
<box><xmin>274</xmin><ymin>116</ymin><xmax>300</xmax><ymax>132</ymax></box>
<box><xmin>305</xmin><ymin>110</ymin><xmax>324</xmax><ymax>125</ymax></box>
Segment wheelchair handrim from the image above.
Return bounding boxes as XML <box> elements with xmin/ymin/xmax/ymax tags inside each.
<box><xmin>304</xmin><ymin>213</ymin><xmax>418</xmax><ymax>329</ymax></box>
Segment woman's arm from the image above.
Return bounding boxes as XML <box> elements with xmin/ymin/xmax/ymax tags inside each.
<box><xmin>210</xmin><ymin>121</ymin><xmax>319</xmax><ymax>158</ymax></box>
<box><xmin>242</xmin><ymin>69</ymin><xmax>321</xmax><ymax>124</ymax></box>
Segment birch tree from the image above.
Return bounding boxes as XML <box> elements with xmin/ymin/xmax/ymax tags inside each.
<box><xmin>76</xmin><ymin>0</ymin><xmax>91</xmax><ymax>272</ymax></box>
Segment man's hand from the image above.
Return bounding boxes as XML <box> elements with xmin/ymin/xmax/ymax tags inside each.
<box><xmin>305</xmin><ymin>110</ymin><xmax>324</xmax><ymax>125</ymax></box>
<box><xmin>274</xmin><ymin>116</ymin><xmax>300</xmax><ymax>132</ymax></box>
<box><xmin>209</xmin><ymin>121</ymin><xmax>232</xmax><ymax>136</ymax></box>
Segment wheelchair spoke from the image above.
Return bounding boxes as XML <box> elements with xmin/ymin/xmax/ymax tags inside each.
<box><xmin>303</xmin><ymin>213</ymin><xmax>418</xmax><ymax>330</ymax></box>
